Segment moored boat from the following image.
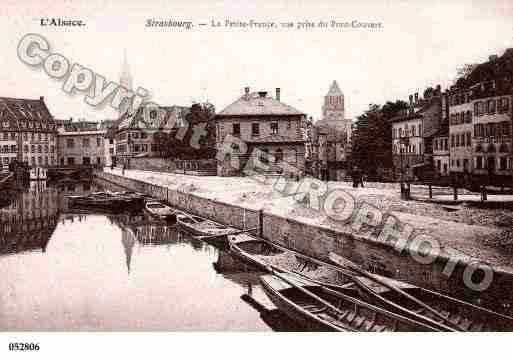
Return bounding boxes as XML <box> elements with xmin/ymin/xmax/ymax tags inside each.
<box><xmin>144</xmin><ymin>201</ymin><xmax>177</xmax><ymax>223</ymax></box>
<box><xmin>229</xmin><ymin>234</ymin><xmax>513</xmax><ymax>331</ymax></box>
<box><xmin>260</xmin><ymin>273</ymin><xmax>437</xmax><ymax>332</ymax></box>
<box><xmin>329</xmin><ymin>252</ymin><xmax>513</xmax><ymax>332</ymax></box>
<box><xmin>176</xmin><ymin>212</ymin><xmax>239</xmax><ymax>247</ymax></box>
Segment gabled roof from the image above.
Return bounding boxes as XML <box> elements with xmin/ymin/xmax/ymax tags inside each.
<box><xmin>217</xmin><ymin>91</ymin><xmax>304</xmax><ymax>117</ymax></box>
<box><xmin>118</xmin><ymin>105</ymin><xmax>190</xmax><ymax>131</ymax></box>
<box><xmin>326</xmin><ymin>80</ymin><xmax>343</xmax><ymax>96</ymax></box>
<box><xmin>0</xmin><ymin>97</ymin><xmax>56</xmax><ymax>132</ymax></box>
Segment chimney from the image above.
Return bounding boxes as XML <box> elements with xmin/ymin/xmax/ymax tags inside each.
<box><xmin>436</xmin><ymin>84</ymin><xmax>441</xmax><ymax>95</ymax></box>
<box><xmin>414</xmin><ymin>92</ymin><xmax>419</xmax><ymax>103</ymax></box>
<box><xmin>258</xmin><ymin>91</ymin><xmax>267</xmax><ymax>98</ymax></box>
<box><xmin>489</xmin><ymin>54</ymin><xmax>498</xmax><ymax>62</ymax></box>
<box><xmin>39</xmin><ymin>96</ymin><xmax>44</xmax><ymax>101</ymax></box>
<box><xmin>275</xmin><ymin>88</ymin><xmax>281</xmax><ymax>101</ymax></box>
<box><xmin>244</xmin><ymin>87</ymin><xmax>250</xmax><ymax>95</ymax></box>
<box><xmin>69</xmin><ymin>117</ymin><xmax>73</xmax><ymax>122</ymax></box>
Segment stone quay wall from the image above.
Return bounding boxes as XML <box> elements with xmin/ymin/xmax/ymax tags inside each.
<box><xmin>95</xmin><ymin>170</ymin><xmax>513</xmax><ymax>309</ymax></box>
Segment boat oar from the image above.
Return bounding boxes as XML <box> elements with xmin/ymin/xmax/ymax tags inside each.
<box><xmin>328</xmin><ymin>252</ymin><xmax>464</xmax><ymax>332</ymax></box>
<box><xmin>195</xmin><ymin>227</ymin><xmax>258</xmax><ymax>241</ymax></box>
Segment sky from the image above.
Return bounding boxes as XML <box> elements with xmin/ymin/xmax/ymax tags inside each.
<box><xmin>1</xmin><ymin>0</ymin><xmax>513</xmax><ymax>123</ymax></box>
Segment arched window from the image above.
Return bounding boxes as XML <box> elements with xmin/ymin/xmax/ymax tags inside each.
<box><xmin>275</xmin><ymin>148</ymin><xmax>283</xmax><ymax>163</ymax></box>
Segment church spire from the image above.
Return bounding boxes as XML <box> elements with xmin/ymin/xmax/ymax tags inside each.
<box><xmin>327</xmin><ymin>80</ymin><xmax>343</xmax><ymax>96</ymax></box>
<box><xmin>119</xmin><ymin>49</ymin><xmax>133</xmax><ymax>117</ymax></box>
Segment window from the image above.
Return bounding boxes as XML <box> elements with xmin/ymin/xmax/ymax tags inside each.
<box><xmin>150</xmin><ymin>110</ymin><xmax>157</xmax><ymax>120</ymax></box>
<box><xmin>451</xmin><ymin>134</ymin><xmax>455</xmax><ymax>148</ymax></box>
<box><xmin>500</xmin><ymin>97</ymin><xmax>510</xmax><ymax>113</ymax></box>
<box><xmin>488</xmin><ymin>99</ymin><xmax>496</xmax><ymax>114</ymax></box>
<box><xmin>500</xmin><ymin>157</ymin><xmax>508</xmax><ymax>170</ymax></box>
<box><xmin>109</xmin><ymin>138</ymin><xmax>114</xmax><ymax>144</ymax></box>
<box><xmin>24</xmin><ymin>145</ymin><xmax>28</xmax><ymax>153</ymax></box>
<box><xmin>476</xmin><ymin>156</ymin><xmax>483</xmax><ymax>169</ymax></box>
<box><xmin>23</xmin><ymin>132</ymin><xmax>27</xmax><ymax>140</ymax></box>
<box><xmin>466</xmin><ymin>132</ymin><xmax>471</xmax><ymax>147</ymax></box>
<box><xmin>233</xmin><ymin>123</ymin><xmax>240</xmax><ymax>136</ymax></box>
<box><xmin>109</xmin><ymin>148</ymin><xmax>114</xmax><ymax>154</ymax></box>
<box><xmin>287</xmin><ymin>121</ymin><xmax>291</xmax><ymax>130</ymax></box>
<box><xmin>499</xmin><ymin>143</ymin><xmax>509</xmax><ymax>153</ymax></box>
<box><xmin>259</xmin><ymin>148</ymin><xmax>269</xmax><ymax>163</ymax></box>
<box><xmin>67</xmin><ymin>157</ymin><xmax>75</xmax><ymax>165</ymax></box>
<box><xmin>412</xmin><ymin>126</ymin><xmax>416</xmax><ymax>137</ymax></box>
<box><xmin>465</xmin><ymin>111</ymin><xmax>471</xmax><ymax>123</ymax></box>
<box><xmin>474</xmin><ymin>102</ymin><xmax>479</xmax><ymax>116</ymax></box>
<box><xmin>463</xmin><ymin>159</ymin><xmax>469</xmax><ymax>172</ymax></box>
<box><xmin>97</xmin><ymin>157</ymin><xmax>101</xmax><ymax>165</ymax></box>
<box><xmin>456</xmin><ymin>159</ymin><xmax>460</xmax><ymax>167</ymax></box>
<box><xmin>37</xmin><ymin>145</ymin><xmax>42</xmax><ymax>153</ymax></box>
<box><xmin>97</xmin><ymin>137</ymin><xmax>101</xmax><ymax>147</ymax></box>
<box><xmin>44</xmin><ymin>157</ymin><xmax>48</xmax><ymax>166</ymax></box>
<box><xmin>252</xmin><ymin>123</ymin><xmax>260</xmax><ymax>136</ymax></box>
<box><xmin>83</xmin><ymin>138</ymin><xmax>90</xmax><ymax>147</ymax></box>
<box><xmin>502</xmin><ymin>122</ymin><xmax>511</xmax><ymax>137</ymax></box>
<box><xmin>31</xmin><ymin>145</ymin><xmax>35</xmax><ymax>153</ymax></box>
<box><xmin>10</xmin><ymin>145</ymin><xmax>16</xmax><ymax>153</ymax></box>
<box><xmin>140</xmin><ymin>132</ymin><xmax>147</xmax><ymax>139</ymax></box>
<box><xmin>455</xmin><ymin>134</ymin><xmax>459</xmax><ymax>147</ymax></box>
<box><xmin>270</xmin><ymin>122</ymin><xmax>279</xmax><ymax>134</ymax></box>
<box><xmin>275</xmin><ymin>148</ymin><xmax>283</xmax><ymax>163</ymax></box>
<box><xmin>44</xmin><ymin>145</ymin><xmax>48</xmax><ymax>153</ymax></box>
<box><xmin>83</xmin><ymin>157</ymin><xmax>90</xmax><ymax>165</ymax></box>
<box><xmin>67</xmin><ymin>139</ymin><xmax>74</xmax><ymax>148</ymax></box>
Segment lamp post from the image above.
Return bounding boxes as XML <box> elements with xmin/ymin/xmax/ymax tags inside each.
<box><xmin>399</xmin><ymin>134</ymin><xmax>409</xmax><ymax>198</ymax></box>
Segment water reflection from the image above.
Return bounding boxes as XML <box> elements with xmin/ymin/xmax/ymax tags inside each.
<box><xmin>0</xmin><ymin>179</ymin><xmax>301</xmax><ymax>331</ymax></box>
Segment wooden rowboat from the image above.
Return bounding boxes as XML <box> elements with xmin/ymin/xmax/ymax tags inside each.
<box><xmin>329</xmin><ymin>252</ymin><xmax>513</xmax><ymax>332</ymax></box>
<box><xmin>260</xmin><ymin>273</ymin><xmax>437</xmax><ymax>332</ymax></box>
<box><xmin>230</xmin><ymin>234</ymin><xmax>513</xmax><ymax>331</ymax></box>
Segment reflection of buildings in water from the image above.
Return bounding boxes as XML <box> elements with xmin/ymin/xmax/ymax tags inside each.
<box><xmin>121</xmin><ymin>230</ymin><xmax>135</xmax><ymax>274</ymax></box>
<box><xmin>110</xmin><ymin>213</ymin><xmax>183</xmax><ymax>246</ymax></box>
<box><xmin>0</xmin><ymin>182</ymin><xmax>59</xmax><ymax>255</ymax></box>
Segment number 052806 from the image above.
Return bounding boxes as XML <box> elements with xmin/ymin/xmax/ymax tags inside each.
<box><xmin>8</xmin><ymin>343</ymin><xmax>40</xmax><ymax>351</ymax></box>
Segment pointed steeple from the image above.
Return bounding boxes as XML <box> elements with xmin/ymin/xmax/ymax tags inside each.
<box><xmin>119</xmin><ymin>49</ymin><xmax>133</xmax><ymax>117</ymax></box>
<box><xmin>327</xmin><ymin>80</ymin><xmax>343</xmax><ymax>96</ymax></box>
<box><xmin>120</xmin><ymin>49</ymin><xmax>132</xmax><ymax>90</ymax></box>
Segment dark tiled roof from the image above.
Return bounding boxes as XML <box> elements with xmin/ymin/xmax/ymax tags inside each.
<box><xmin>218</xmin><ymin>92</ymin><xmax>304</xmax><ymax>117</ymax></box>
<box><xmin>0</xmin><ymin>97</ymin><xmax>56</xmax><ymax>132</ymax></box>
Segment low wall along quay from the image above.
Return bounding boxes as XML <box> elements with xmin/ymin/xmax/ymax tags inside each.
<box><xmin>96</xmin><ymin>170</ymin><xmax>513</xmax><ymax>311</ymax></box>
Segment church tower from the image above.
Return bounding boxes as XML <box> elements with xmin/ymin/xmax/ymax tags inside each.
<box><xmin>119</xmin><ymin>49</ymin><xmax>133</xmax><ymax>117</ymax></box>
<box><xmin>322</xmin><ymin>80</ymin><xmax>344</xmax><ymax>122</ymax></box>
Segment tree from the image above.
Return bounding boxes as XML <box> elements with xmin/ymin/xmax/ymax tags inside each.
<box><xmin>155</xmin><ymin>102</ymin><xmax>216</xmax><ymax>160</ymax></box>
<box><xmin>351</xmin><ymin>100</ymin><xmax>408</xmax><ymax>179</ymax></box>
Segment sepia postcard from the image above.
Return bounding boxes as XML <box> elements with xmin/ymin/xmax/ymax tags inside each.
<box><xmin>1</xmin><ymin>0</ymin><xmax>513</xmax><ymax>357</ymax></box>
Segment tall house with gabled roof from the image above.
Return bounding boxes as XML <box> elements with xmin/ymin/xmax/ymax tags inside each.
<box><xmin>0</xmin><ymin>96</ymin><xmax>58</xmax><ymax>170</ymax></box>
<box><xmin>216</xmin><ymin>87</ymin><xmax>306</xmax><ymax>177</ymax></box>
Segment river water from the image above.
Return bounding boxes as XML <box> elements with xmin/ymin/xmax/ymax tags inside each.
<box><xmin>0</xmin><ymin>180</ymin><xmax>300</xmax><ymax>331</ymax></box>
